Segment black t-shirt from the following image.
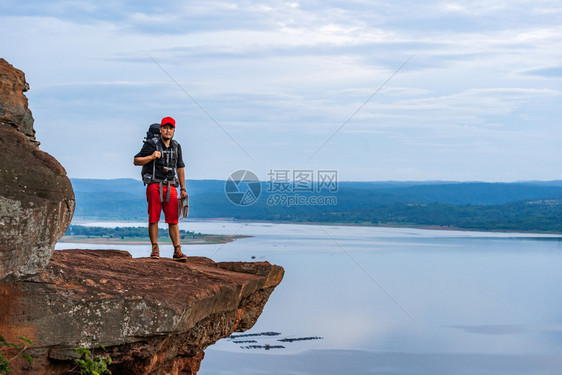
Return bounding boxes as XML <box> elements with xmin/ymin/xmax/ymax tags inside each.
<box><xmin>135</xmin><ymin>138</ymin><xmax>185</xmax><ymax>181</ymax></box>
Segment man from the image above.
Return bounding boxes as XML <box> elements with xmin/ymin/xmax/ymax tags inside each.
<box><xmin>134</xmin><ymin>116</ymin><xmax>188</xmax><ymax>261</ymax></box>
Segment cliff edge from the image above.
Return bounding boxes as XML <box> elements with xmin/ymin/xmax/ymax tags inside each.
<box><xmin>1</xmin><ymin>250</ymin><xmax>284</xmax><ymax>374</ymax></box>
<box><xmin>0</xmin><ymin>58</ymin><xmax>284</xmax><ymax>374</ymax></box>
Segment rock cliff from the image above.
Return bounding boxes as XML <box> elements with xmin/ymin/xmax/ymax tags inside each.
<box><xmin>0</xmin><ymin>59</ymin><xmax>284</xmax><ymax>374</ymax></box>
<box><xmin>0</xmin><ymin>58</ymin><xmax>75</xmax><ymax>281</ymax></box>
<box><xmin>0</xmin><ymin>250</ymin><xmax>284</xmax><ymax>374</ymax></box>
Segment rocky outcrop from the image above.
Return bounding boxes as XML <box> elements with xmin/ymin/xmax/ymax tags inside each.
<box><xmin>0</xmin><ymin>58</ymin><xmax>75</xmax><ymax>281</ymax></box>
<box><xmin>0</xmin><ymin>58</ymin><xmax>283</xmax><ymax>374</ymax></box>
<box><xmin>0</xmin><ymin>58</ymin><xmax>36</xmax><ymax>145</ymax></box>
<box><xmin>0</xmin><ymin>250</ymin><xmax>284</xmax><ymax>374</ymax></box>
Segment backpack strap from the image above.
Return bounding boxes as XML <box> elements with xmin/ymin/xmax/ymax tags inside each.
<box><xmin>150</xmin><ymin>137</ymin><xmax>162</xmax><ymax>184</ymax></box>
<box><xmin>171</xmin><ymin>140</ymin><xmax>179</xmax><ymax>166</ymax></box>
<box><xmin>159</xmin><ymin>180</ymin><xmax>172</xmax><ymax>203</ymax></box>
<box><xmin>153</xmin><ymin>137</ymin><xmax>163</xmax><ymax>152</ymax></box>
<box><xmin>173</xmin><ymin>141</ymin><xmax>180</xmax><ymax>187</ymax></box>
<box><xmin>154</xmin><ymin>138</ymin><xmax>174</xmax><ymax>203</ymax></box>
<box><xmin>159</xmin><ymin>140</ymin><xmax>179</xmax><ymax>188</ymax></box>
<box><xmin>166</xmin><ymin>180</ymin><xmax>171</xmax><ymax>203</ymax></box>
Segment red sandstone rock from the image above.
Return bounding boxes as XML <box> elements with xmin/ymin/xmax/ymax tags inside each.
<box><xmin>0</xmin><ymin>58</ymin><xmax>36</xmax><ymax>144</ymax></box>
<box><xmin>0</xmin><ymin>250</ymin><xmax>284</xmax><ymax>374</ymax></box>
<box><xmin>0</xmin><ymin>58</ymin><xmax>75</xmax><ymax>281</ymax></box>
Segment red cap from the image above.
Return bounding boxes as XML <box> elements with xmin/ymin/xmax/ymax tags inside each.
<box><xmin>161</xmin><ymin>116</ymin><xmax>176</xmax><ymax>128</ymax></box>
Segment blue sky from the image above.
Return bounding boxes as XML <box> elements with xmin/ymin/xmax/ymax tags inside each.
<box><xmin>2</xmin><ymin>0</ymin><xmax>561</xmax><ymax>181</ymax></box>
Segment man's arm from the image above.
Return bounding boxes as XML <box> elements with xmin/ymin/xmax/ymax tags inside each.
<box><xmin>177</xmin><ymin>167</ymin><xmax>187</xmax><ymax>199</ymax></box>
<box><xmin>133</xmin><ymin>151</ymin><xmax>161</xmax><ymax>166</ymax></box>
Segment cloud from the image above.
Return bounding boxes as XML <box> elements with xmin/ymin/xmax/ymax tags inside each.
<box><xmin>521</xmin><ymin>66</ymin><xmax>562</xmax><ymax>78</ymax></box>
<box><xmin>1</xmin><ymin>0</ymin><xmax>561</xmax><ymax>181</ymax></box>
<box><xmin>438</xmin><ymin>1</ymin><xmax>509</xmax><ymax>14</ymax></box>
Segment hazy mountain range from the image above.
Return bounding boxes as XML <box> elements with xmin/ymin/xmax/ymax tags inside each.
<box><xmin>71</xmin><ymin>179</ymin><xmax>562</xmax><ymax>233</ymax></box>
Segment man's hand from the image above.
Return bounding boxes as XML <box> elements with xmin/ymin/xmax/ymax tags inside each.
<box><xmin>134</xmin><ymin>151</ymin><xmax>160</xmax><ymax>166</ymax></box>
<box><xmin>180</xmin><ymin>189</ymin><xmax>187</xmax><ymax>199</ymax></box>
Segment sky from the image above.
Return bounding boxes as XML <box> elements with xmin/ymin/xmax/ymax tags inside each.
<box><xmin>1</xmin><ymin>0</ymin><xmax>561</xmax><ymax>182</ymax></box>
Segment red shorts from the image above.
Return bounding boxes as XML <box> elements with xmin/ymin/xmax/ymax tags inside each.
<box><xmin>146</xmin><ymin>183</ymin><xmax>178</xmax><ymax>224</ymax></box>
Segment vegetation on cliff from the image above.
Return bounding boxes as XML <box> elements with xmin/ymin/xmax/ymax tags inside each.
<box><xmin>0</xmin><ymin>335</ymin><xmax>32</xmax><ymax>374</ymax></box>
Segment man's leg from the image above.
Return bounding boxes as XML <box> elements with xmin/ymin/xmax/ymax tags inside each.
<box><xmin>168</xmin><ymin>223</ymin><xmax>180</xmax><ymax>247</ymax></box>
<box><xmin>169</xmin><ymin>223</ymin><xmax>187</xmax><ymax>261</ymax></box>
<box><xmin>147</xmin><ymin>183</ymin><xmax>162</xmax><ymax>259</ymax></box>
<box><xmin>149</xmin><ymin>222</ymin><xmax>159</xmax><ymax>244</ymax></box>
<box><xmin>162</xmin><ymin>185</ymin><xmax>187</xmax><ymax>262</ymax></box>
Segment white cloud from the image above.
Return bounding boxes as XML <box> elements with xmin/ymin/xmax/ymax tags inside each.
<box><xmin>439</xmin><ymin>0</ymin><xmax>509</xmax><ymax>14</ymax></box>
<box><xmin>1</xmin><ymin>0</ymin><xmax>561</xmax><ymax>181</ymax></box>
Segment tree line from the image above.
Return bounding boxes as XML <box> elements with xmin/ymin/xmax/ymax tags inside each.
<box><xmin>65</xmin><ymin>226</ymin><xmax>203</xmax><ymax>239</ymax></box>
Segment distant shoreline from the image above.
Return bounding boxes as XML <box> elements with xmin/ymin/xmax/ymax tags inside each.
<box><xmin>60</xmin><ymin>234</ymin><xmax>253</xmax><ymax>245</ymax></box>
<box><xmin>69</xmin><ymin>218</ymin><xmax>562</xmax><ymax>236</ymax></box>
<box><xmin>228</xmin><ymin>217</ymin><xmax>562</xmax><ymax>235</ymax></box>
<box><xmin>240</xmin><ymin>220</ymin><xmax>562</xmax><ymax>235</ymax></box>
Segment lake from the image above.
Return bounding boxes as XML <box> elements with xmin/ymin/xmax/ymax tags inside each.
<box><xmin>57</xmin><ymin>221</ymin><xmax>562</xmax><ymax>374</ymax></box>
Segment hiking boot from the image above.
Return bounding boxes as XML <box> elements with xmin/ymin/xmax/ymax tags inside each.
<box><xmin>150</xmin><ymin>243</ymin><xmax>160</xmax><ymax>259</ymax></box>
<box><xmin>173</xmin><ymin>245</ymin><xmax>187</xmax><ymax>262</ymax></box>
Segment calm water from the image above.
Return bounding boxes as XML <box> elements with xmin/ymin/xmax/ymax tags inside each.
<box><xmin>57</xmin><ymin>221</ymin><xmax>562</xmax><ymax>374</ymax></box>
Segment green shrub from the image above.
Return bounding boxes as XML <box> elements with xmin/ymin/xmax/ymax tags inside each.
<box><xmin>0</xmin><ymin>335</ymin><xmax>33</xmax><ymax>374</ymax></box>
<box><xmin>74</xmin><ymin>345</ymin><xmax>112</xmax><ymax>375</ymax></box>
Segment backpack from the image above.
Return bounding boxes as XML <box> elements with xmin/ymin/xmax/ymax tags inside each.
<box><xmin>145</xmin><ymin>123</ymin><xmax>161</xmax><ymax>141</ymax></box>
<box><xmin>140</xmin><ymin>123</ymin><xmax>179</xmax><ymax>187</ymax></box>
<box><xmin>140</xmin><ymin>123</ymin><xmax>161</xmax><ymax>180</ymax></box>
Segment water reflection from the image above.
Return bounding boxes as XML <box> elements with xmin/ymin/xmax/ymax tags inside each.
<box><xmin>449</xmin><ymin>325</ymin><xmax>528</xmax><ymax>335</ymax></box>
<box><xmin>224</xmin><ymin>332</ymin><xmax>324</xmax><ymax>351</ymax></box>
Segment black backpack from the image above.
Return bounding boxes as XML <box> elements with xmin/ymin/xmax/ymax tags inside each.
<box><xmin>140</xmin><ymin>124</ymin><xmax>179</xmax><ymax>186</ymax></box>
<box><xmin>140</xmin><ymin>124</ymin><xmax>161</xmax><ymax>181</ymax></box>
<box><xmin>145</xmin><ymin>123</ymin><xmax>161</xmax><ymax>141</ymax></box>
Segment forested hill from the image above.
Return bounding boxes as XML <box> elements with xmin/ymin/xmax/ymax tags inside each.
<box><xmin>71</xmin><ymin>178</ymin><xmax>562</xmax><ymax>233</ymax></box>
